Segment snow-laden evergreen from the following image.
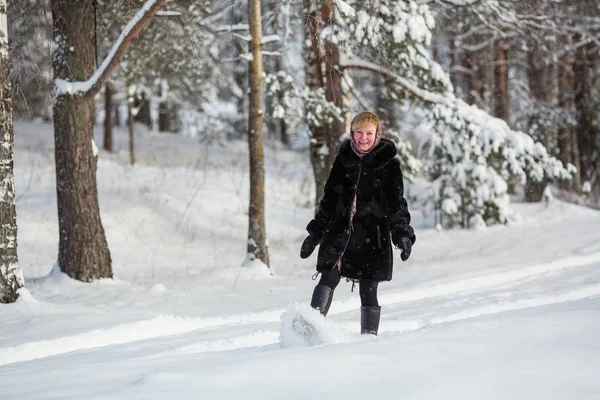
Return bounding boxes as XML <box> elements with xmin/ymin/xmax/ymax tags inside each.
<box><xmin>303</xmin><ymin>0</ymin><xmax>573</xmax><ymax>228</ymax></box>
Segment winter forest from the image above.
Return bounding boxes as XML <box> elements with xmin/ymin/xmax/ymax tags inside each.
<box><xmin>1</xmin><ymin>0</ymin><xmax>600</xmax><ymax>398</ymax></box>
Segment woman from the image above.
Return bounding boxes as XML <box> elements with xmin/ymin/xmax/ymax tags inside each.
<box><xmin>300</xmin><ymin>111</ymin><xmax>416</xmax><ymax>335</ymax></box>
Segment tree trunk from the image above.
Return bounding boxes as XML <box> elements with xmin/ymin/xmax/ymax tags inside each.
<box><xmin>557</xmin><ymin>40</ymin><xmax>574</xmax><ymax>173</ymax></box>
<box><xmin>114</xmin><ymin>100</ymin><xmax>121</xmax><ymax>126</ymax></box>
<box><xmin>134</xmin><ymin>92</ymin><xmax>152</xmax><ymax>130</ymax></box>
<box><xmin>448</xmin><ymin>27</ymin><xmax>458</xmax><ymax>92</ymax></box>
<box><xmin>524</xmin><ymin>50</ymin><xmax>554</xmax><ymax>201</ymax></box>
<box><xmin>493</xmin><ymin>38</ymin><xmax>510</xmax><ymax>121</ymax></box>
<box><xmin>376</xmin><ymin>76</ymin><xmax>395</xmax><ymax>130</ymax></box>
<box><xmin>104</xmin><ymin>83</ymin><xmax>113</xmax><ymax>152</ymax></box>
<box><xmin>304</xmin><ymin>0</ymin><xmax>345</xmax><ymax>204</ymax></box>
<box><xmin>128</xmin><ymin>98</ymin><xmax>135</xmax><ymax>166</ymax></box>
<box><xmin>52</xmin><ymin>0</ymin><xmax>112</xmax><ymax>281</ymax></box>
<box><xmin>574</xmin><ymin>39</ymin><xmax>596</xmax><ymax>188</ymax></box>
<box><xmin>461</xmin><ymin>43</ymin><xmax>485</xmax><ymax>108</ymax></box>
<box><xmin>527</xmin><ymin>52</ymin><xmax>553</xmax><ymax>105</ymax></box>
<box><xmin>0</xmin><ymin>0</ymin><xmax>23</xmax><ymax>303</ymax></box>
<box><xmin>158</xmin><ymin>101</ymin><xmax>179</xmax><ymax>133</ymax></box>
<box><xmin>246</xmin><ymin>0</ymin><xmax>269</xmax><ymax>267</ymax></box>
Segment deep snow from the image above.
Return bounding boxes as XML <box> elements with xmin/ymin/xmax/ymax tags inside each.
<box><xmin>1</xmin><ymin>121</ymin><xmax>599</xmax><ymax>399</ymax></box>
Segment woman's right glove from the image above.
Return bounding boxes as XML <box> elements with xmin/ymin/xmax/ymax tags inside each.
<box><xmin>392</xmin><ymin>228</ymin><xmax>415</xmax><ymax>262</ymax></box>
<box><xmin>300</xmin><ymin>234</ymin><xmax>320</xmax><ymax>259</ymax></box>
<box><xmin>398</xmin><ymin>237</ymin><xmax>412</xmax><ymax>261</ymax></box>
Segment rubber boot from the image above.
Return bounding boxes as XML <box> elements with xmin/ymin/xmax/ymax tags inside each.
<box><xmin>361</xmin><ymin>306</ymin><xmax>381</xmax><ymax>335</ymax></box>
<box><xmin>310</xmin><ymin>284</ymin><xmax>334</xmax><ymax>316</ymax></box>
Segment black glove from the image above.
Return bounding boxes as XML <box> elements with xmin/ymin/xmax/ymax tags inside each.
<box><xmin>300</xmin><ymin>235</ymin><xmax>320</xmax><ymax>259</ymax></box>
<box><xmin>398</xmin><ymin>237</ymin><xmax>412</xmax><ymax>261</ymax></box>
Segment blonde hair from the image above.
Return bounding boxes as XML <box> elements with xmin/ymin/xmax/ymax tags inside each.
<box><xmin>350</xmin><ymin>111</ymin><xmax>381</xmax><ymax>134</ymax></box>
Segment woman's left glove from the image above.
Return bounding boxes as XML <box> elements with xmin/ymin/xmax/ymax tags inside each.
<box><xmin>398</xmin><ymin>237</ymin><xmax>412</xmax><ymax>261</ymax></box>
<box><xmin>300</xmin><ymin>235</ymin><xmax>320</xmax><ymax>259</ymax></box>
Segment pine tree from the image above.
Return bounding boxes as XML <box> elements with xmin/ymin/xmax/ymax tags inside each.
<box><xmin>51</xmin><ymin>0</ymin><xmax>165</xmax><ymax>281</ymax></box>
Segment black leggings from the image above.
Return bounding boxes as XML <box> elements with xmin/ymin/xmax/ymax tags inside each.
<box><xmin>318</xmin><ymin>268</ymin><xmax>380</xmax><ymax>307</ymax></box>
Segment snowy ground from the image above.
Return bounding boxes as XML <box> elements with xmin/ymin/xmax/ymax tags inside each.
<box><xmin>1</xmin><ymin>121</ymin><xmax>600</xmax><ymax>399</ymax></box>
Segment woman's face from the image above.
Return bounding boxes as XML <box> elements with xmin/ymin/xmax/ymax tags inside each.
<box><xmin>353</xmin><ymin>123</ymin><xmax>377</xmax><ymax>152</ymax></box>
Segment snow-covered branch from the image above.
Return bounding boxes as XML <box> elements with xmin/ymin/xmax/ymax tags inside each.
<box><xmin>431</xmin><ymin>0</ymin><xmax>481</xmax><ymax>6</ymax></box>
<box><xmin>340</xmin><ymin>56</ymin><xmax>451</xmax><ymax>105</ymax></box>
<box><xmin>156</xmin><ymin>10</ymin><xmax>181</xmax><ymax>17</ymax></box>
<box><xmin>340</xmin><ymin>55</ymin><xmax>571</xmax><ymax>182</ymax></box>
<box><xmin>214</xmin><ymin>24</ymin><xmax>250</xmax><ymax>33</ymax></box>
<box><xmin>54</xmin><ymin>0</ymin><xmax>166</xmax><ymax>99</ymax></box>
<box><xmin>261</xmin><ymin>35</ymin><xmax>280</xmax><ymax>45</ymax></box>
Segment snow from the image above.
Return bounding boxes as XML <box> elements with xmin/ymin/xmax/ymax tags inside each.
<box><xmin>333</xmin><ymin>0</ymin><xmax>356</xmax><ymax>17</ymax></box>
<box><xmin>2</xmin><ymin>121</ymin><xmax>600</xmax><ymax>399</ymax></box>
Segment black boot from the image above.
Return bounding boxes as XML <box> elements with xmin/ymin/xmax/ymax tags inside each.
<box><xmin>310</xmin><ymin>284</ymin><xmax>334</xmax><ymax>316</ymax></box>
<box><xmin>361</xmin><ymin>306</ymin><xmax>381</xmax><ymax>335</ymax></box>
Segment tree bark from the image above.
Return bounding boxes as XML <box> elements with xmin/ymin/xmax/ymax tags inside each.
<box><xmin>557</xmin><ymin>40</ymin><xmax>573</xmax><ymax>172</ymax></box>
<box><xmin>114</xmin><ymin>100</ymin><xmax>121</xmax><ymax>126</ymax></box>
<box><xmin>574</xmin><ymin>39</ymin><xmax>596</xmax><ymax>188</ymax></box>
<box><xmin>128</xmin><ymin>98</ymin><xmax>135</xmax><ymax>165</ymax></box>
<box><xmin>246</xmin><ymin>0</ymin><xmax>269</xmax><ymax>267</ymax></box>
<box><xmin>304</xmin><ymin>0</ymin><xmax>345</xmax><ymax>204</ymax></box>
<box><xmin>0</xmin><ymin>0</ymin><xmax>23</xmax><ymax>303</ymax></box>
<box><xmin>493</xmin><ymin>38</ymin><xmax>509</xmax><ymax>121</ymax></box>
<box><xmin>52</xmin><ymin>0</ymin><xmax>112</xmax><ymax>281</ymax></box>
<box><xmin>134</xmin><ymin>92</ymin><xmax>152</xmax><ymax>130</ymax></box>
<box><xmin>527</xmin><ymin>52</ymin><xmax>553</xmax><ymax>105</ymax></box>
<box><xmin>158</xmin><ymin>101</ymin><xmax>179</xmax><ymax>133</ymax></box>
<box><xmin>524</xmin><ymin>50</ymin><xmax>553</xmax><ymax>201</ymax></box>
<box><xmin>104</xmin><ymin>83</ymin><xmax>113</xmax><ymax>152</ymax></box>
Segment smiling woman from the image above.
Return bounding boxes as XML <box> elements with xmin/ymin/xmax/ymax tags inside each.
<box><xmin>300</xmin><ymin>111</ymin><xmax>416</xmax><ymax>336</ymax></box>
<box><xmin>350</xmin><ymin>112</ymin><xmax>382</xmax><ymax>155</ymax></box>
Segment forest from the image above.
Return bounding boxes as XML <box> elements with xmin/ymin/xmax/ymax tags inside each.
<box><xmin>0</xmin><ymin>1</ymin><xmax>598</xmax><ymax>301</ymax></box>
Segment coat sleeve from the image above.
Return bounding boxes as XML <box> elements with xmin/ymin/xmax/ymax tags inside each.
<box><xmin>306</xmin><ymin>155</ymin><xmax>343</xmax><ymax>241</ymax></box>
<box><xmin>385</xmin><ymin>158</ymin><xmax>416</xmax><ymax>246</ymax></box>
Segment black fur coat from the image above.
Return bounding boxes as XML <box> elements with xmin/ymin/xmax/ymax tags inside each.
<box><xmin>306</xmin><ymin>138</ymin><xmax>415</xmax><ymax>281</ymax></box>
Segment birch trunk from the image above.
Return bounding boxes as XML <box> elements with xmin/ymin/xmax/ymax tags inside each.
<box><xmin>0</xmin><ymin>0</ymin><xmax>23</xmax><ymax>303</ymax></box>
<box><xmin>246</xmin><ymin>0</ymin><xmax>269</xmax><ymax>267</ymax></box>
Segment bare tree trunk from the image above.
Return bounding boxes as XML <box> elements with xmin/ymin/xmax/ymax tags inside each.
<box><xmin>493</xmin><ymin>38</ymin><xmax>510</xmax><ymax>121</ymax></box>
<box><xmin>304</xmin><ymin>0</ymin><xmax>345</xmax><ymax>204</ymax></box>
<box><xmin>376</xmin><ymin>76</ymin><xmax>395</xmax><ymax>129</ymax></box>
<box><xmin>524</xmin><ymin>50</ymin><xmax>553</xmax><ymax>201</ymax></box>
<box><xmin>461</xmin><ymin>43</ymin><xmax>486</xmax><ymax>108</ymax></box>
<box><xmin>104</xmin><ymin>83</ymin><xmax>113</xmax><ymax>152</ymax></box>
<box><xmin>574</xmin><ymin>39</ymin><xmax>596</xmax><ymax>188</ymax></box>
<box><xmin>114</xmin><ymin>100</ymin><xmax>121</xmax><ymax>126</ymax></box>
<box><xmin>447</xmin><ymin>27</ymin><xmax>458</xmax><ymax>92</ymax></box>
<box><xmin>246</xmin><ymin>0</ymin><xmax>269</xmax><ymax>267</ymax></box>
<box><xmin>557</xmin><ymin>40</ymin><xmax>573</xmax><ymax>173</ymax></box>
<box><xmin>158</xmin><ymin>101</ymin><xmax>178</xmax><ymax>133</ymax></box>
<box><xmin>128</xmin><ymin>98</ymin><xmax>135</xmax><ymax>166</ymax></box>
<box><xmin>134</xmin><ymin>92</ymin><xmax>152</xmax><ymax>130</ymax></box>
<box><xmin>0</xmin><ymin>0</ymin><xmax>23</xmax><ymax>303</ymax></box>
<box><xmin>527</xmin><ymin>52</ymin><xmax>554</xmax><ymax>107</ymax></box>
<box><xmin>52</xmin><ymin>0</ymin><xmax>112</xmax><ymax>281</ymax></box>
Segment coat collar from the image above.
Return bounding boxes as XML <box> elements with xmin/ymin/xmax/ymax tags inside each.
<box><xmin>338</xmin><ymin>138</ymin><xmax>397</xmax><ymax>169</ymax></box>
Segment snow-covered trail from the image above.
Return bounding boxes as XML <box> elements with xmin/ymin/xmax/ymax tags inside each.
<box><xmin>2</xmin><ymin>251</ymin><xmax>599</xmax><ymax>367</ymax></box>
<box><xmin>3</xmin><ymin>122</ymin><xmax>600</xmax><ymax>399</ymax></box>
